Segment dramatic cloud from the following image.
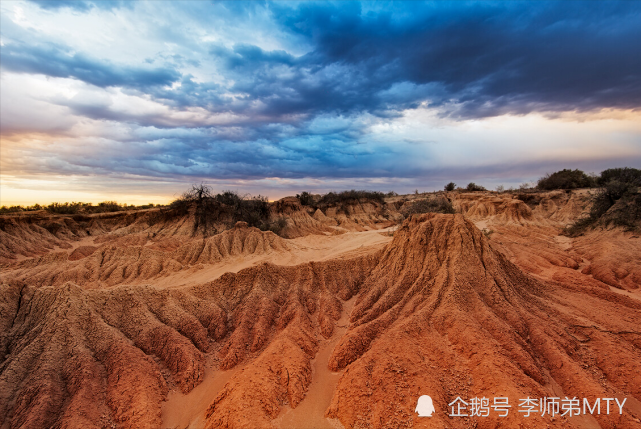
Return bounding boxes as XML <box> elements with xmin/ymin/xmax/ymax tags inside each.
<box><xmin>1</xmin><ymin>43</ymin><xmax>180</xmax><ymax>89</ymax></box>
<box><xmin>1</xmin><ymin>0</ymin><xmax>640</xmax><ymax>204</ymax></box>
<box><xmin>219</xmin><ymin>1</ymin><xmax>641</xmax><ymax>119</ymax></box>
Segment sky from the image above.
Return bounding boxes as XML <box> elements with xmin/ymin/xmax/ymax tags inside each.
<box><xmin>1</xmin><ymin>0</ymin><xmax>640</xmax><ymax>205</ymax></box>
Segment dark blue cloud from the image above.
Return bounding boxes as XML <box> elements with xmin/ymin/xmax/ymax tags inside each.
<box><xmin>213</xmin><ymin>43</ymin><xmax>297</xmax><ymax>70</ymax></box>
<box><xmin>5</xmin><ymin>1</ymin><xmax>641</xmax><ymax>189</ymax></box>
<box><xmin>107</xmin><ymin>0</ymin><xmax>637</xmax><ymax>126</ymax></box>
<box><xmin>256</xmin><ymin>1</ymin><xmax>641</xmax><ymax>118</ymax></box>
<box><xmin>0</xmin><ymin>42</ymin><xmax>181</xmax><ymax>89</ymax></box>
<box><xmin>67</xmin><ymin>135</ymin><xmax>401</xmax><ymax>181</ymax></box>
<box><xmin>13</xmin><ymin>2</ymin><xmax>641</xmax><ymax>121</ymax></box>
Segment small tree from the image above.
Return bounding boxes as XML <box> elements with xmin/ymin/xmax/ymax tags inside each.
<box><xmin>172</xmin><ymin>183</ymin><xmax>218</xmax><ymax>236</ymax></box>
<box><xmin>444</xmin><ymin>182</ymin><xmax>456</xmax><ymax>192</ymax></box>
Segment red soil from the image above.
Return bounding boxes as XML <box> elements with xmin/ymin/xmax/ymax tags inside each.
<box><xmin>1</xmin><ymin>192</ymin><xmax>639</xmax><ymax>429</ymax></box>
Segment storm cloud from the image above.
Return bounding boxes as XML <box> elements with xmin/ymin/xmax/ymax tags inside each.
<box><xmin>16</xmin><ymin>1</ymin><xmax>640</xmax><ymax>119</ymax></box>
<box><xmin>2</xmin><ymin>0</ymin><xmax>640</xmax><ymax>203</ymax></box>
<box><xmin>202</xmin><ymin>1</ymin><xmax>641</xmax><ymax>120</ymax></box>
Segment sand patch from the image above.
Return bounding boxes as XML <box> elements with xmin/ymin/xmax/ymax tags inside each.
<box><xmin>162</xmin><ymin>360</ymin><xmax>239</xmax><ymax>429</ymax></box>
<box><xmin>274</xmin><ymin>298</ymin><xmax>356</xmax><ymax>429</ymax></box>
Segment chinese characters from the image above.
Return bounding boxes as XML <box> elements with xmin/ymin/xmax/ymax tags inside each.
<box><xmin>447</xmin><ymin>396</ymin><xmax>627</xmax><ymax>418</ymax></box>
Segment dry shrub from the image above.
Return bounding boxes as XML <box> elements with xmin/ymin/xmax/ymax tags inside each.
<box><xmin>401</xmin><ymin>197</ymin><xmax>455</xmax><ymax>218</ymax></box>
<box><xmin>565</xmin><ymin>168</ymin><xmax>641</xmax><ymax>235</ymax></box>
<box><xmin>466</xmin><ymin>182</ymin><xmax>486</xmax><ymax>192</ymax></box>
<box><xmin>166</xmin><ymin>185</ymin><xmax>281</xmax><ymax>236</ymax></box>
<box><xmin>537</xmin><ymin>169</ymin><xmax>596</xmax><ymax>190</ymax></box>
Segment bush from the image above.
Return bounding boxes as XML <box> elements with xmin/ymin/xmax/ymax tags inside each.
<box><xmin>168</xmin><ymin>197</ymin><xmax>191</xmax><ymax>217</ymax></box>
<box><xmin>96</xmin><ymin>201</ymin><xmax>122</xmax><ymax>212</ymax></box>
<box><xmin>603</xmin><ymin>192</ymin><xmax>641</xmax><ymax>228</ymax></box>
<box><xmin>166</xmin><ymin>185</ymin><xmax>274</xmax><ymax>236</ymax></box>
<box><xmin>466</xmin><ymin>183</ymin><xmax>486</xmax><ymax>192</ymax></box>
<box><xmin>563</xmin><ymin>216</ymin><xmax>596</xmax><ymax>237</ymax></box>
<box><xmin>165</xmin><ymin>184</ymin><xmax>217</xmax><ymax>235</ymax></box>
<box><xmin>537</xmin><ymin>169</ymin><xmax>596</xmax><ymax>190</ymax></box>
<box><xmin>314</xmin><ymin>190</ymin><xmax>386</xmax><ymax>214</ymax></box>
<box><xmin>597</xmin><ymin>167</ymin><xmax>641</xmax><ymax>186</ymax></box>
<box><xmin>214</xmin><ymin>190</ymin><xmax>243</xmax><ymax>207</ymax></box>
<box><xmin>516</xmin><ymin>193</ymin><xmax>542</xmax><ymax>207</ymax></box>
<box><xmin>0</xmin><ymin>205</ymin><xmax>25</xmax><ymax>214</ymax></box>
<box><xmin>444</xmin><ymin>182</ymin><xmax>456</xmax><ymax>192</ymax></box>
<box><xmin>565</xmin><ymin>172</ymin><xmax>640</xmax><ymax>235</ymax></box>
<box><xmin>46</xmin><ymin>202</ymin><xmax>85</xmax><ymax>214</ymax></box>
<box><xmin>296</xmin><ymin>191</ymin><xmax>315</xmax><ymax>206</ymax></box>
<box><xmin>401</xmin><ymin>197</ymin><xmax>455</xmax><ymax>217</ymax></box>
<box><xmin>317</xmin><ymin>190</ymin><xmax>385</xmax><ymax>206</ymax></box>
<box><xmin>590</xmin><ymin>180</ymin><xmax>633</xmax><ymax>218</ymax></box>
<box><xmin>0</xmin><ymin>204</ymin><xmax>44</xmax><ymax>213</ymax></box>
<box><xmin>519</xmin><ymin>182</ymin><xmax>533</xmax><ymax>191</ymax></box>
<box><xmin>261</xmin><ymin>217</ymin><xmax>287</xmax><ymax>235</ymax></box>
<box><xmin>234</xmin><ymin>195</ymin><xmax>271</xmax><ymax>228</ymax></box>
<box><xmin>211</xmin><ymin>190</ymin><xmax>271</xmax><ymax>228</ymax></box>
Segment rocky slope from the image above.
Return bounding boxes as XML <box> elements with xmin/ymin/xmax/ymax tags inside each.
<box><xmin>1</xmin><ymin>191</ymin><xmax>640</xmax><ymax>429</ymax></box>
<box><xmin>325</xmin><ymin>213</ymin><xmax>640</xmax><ymax>429</ymax></box>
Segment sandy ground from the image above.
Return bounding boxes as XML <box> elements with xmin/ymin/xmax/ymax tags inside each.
<box><xmin>162</xmin><ymin>360</ymin><xmax>239</xmax><ymax>429</ymax></box>
<box><xmin>273</xmin><ymin>298</ymin><xmax>357</xmax><ymax>429</ymax></box>
<box><xmin>161</xmin><ymin>298</ymin><xmax>358</xmax><ymax>429</ymax></box>
<box><xmin>146</xmin><ymin>228</ymin><xmax>394</xmax><ymax>289</ymax></box>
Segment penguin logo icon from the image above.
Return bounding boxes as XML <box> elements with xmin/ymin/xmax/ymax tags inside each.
<box><xmin>415</xmin><ymin>395</ymin><xmax>435</xmax><ymax>417</ymax></box>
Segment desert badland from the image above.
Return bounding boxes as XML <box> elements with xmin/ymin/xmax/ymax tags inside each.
<box><xmin>3</xmin><ymin>1</ymin><xmax>641</xmax><ymax>428</ymax></box>
<box><xmin>1</xmin><ymin>188</ymin><xmax>640</xmax><ymax>429</ymax></box>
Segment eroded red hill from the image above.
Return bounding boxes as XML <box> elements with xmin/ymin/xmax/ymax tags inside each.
<box><xmin>1</xmin><ymin>192</ymin><xmax>640</xmax><ymax>429</ymax></box>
